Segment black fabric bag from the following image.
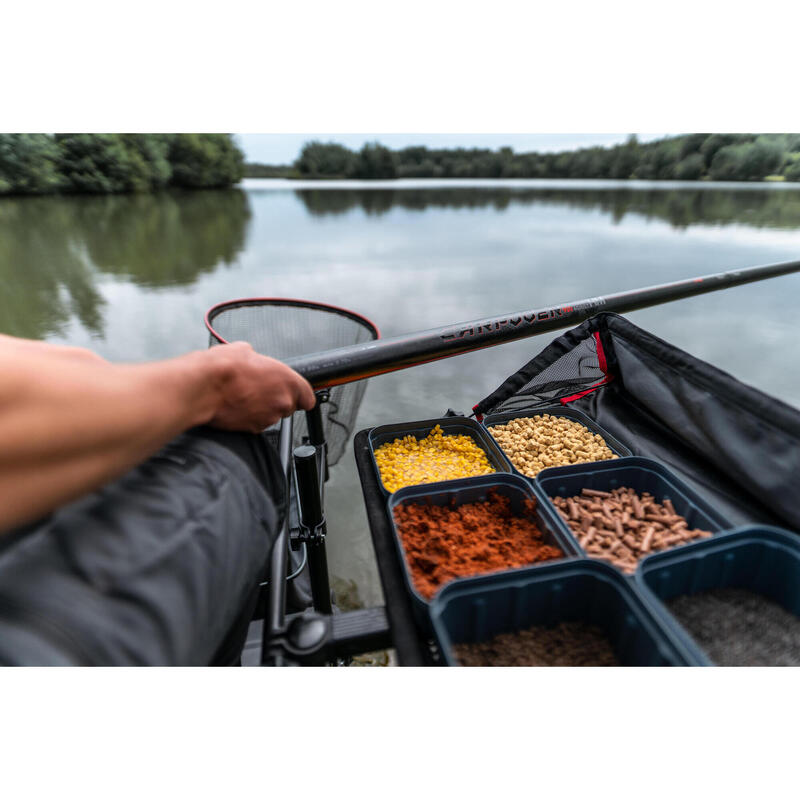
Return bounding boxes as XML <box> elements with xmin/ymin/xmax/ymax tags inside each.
<box><xmin>474</xmin><ymin>312</ymin><xmax>800</xmax><ymax>532</ymax></box>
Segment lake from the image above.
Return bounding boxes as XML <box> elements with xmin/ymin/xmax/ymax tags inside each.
<box><xmin>3</xmin><ymin>178</ymin><xmax>800</xmax><ymax>608</ymax></box>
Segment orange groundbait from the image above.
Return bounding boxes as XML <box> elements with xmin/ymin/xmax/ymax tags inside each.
<box><xmin>392</xmin><ymin>491</ymin><xmax>563</xmax><ymax>600</ymax></box>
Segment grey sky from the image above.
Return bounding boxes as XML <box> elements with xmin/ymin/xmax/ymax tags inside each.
<box><xmin>236</xmin><ymin>133</ymin><xmax>673</xmax><ymax>164</ymax></box>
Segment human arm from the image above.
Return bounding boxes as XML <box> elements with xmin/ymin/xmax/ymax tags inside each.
<box><xmin>0</xmin><ymin>334</ymin><xmax>107</xmax><ymax>363</ymax></box>
<box><xmin>0</xmin><ymin>340</ymin><xmax>315</xmax><ymax>533</ymax></box>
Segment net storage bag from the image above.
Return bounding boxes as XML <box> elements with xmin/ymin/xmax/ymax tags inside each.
<box><xmin>474</xmin><ymin>312</ymin><xmax>800</xmax><ymax>532</ymax></box>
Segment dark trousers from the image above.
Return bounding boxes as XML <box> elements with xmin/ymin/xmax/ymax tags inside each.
<box><xmin>0</xmin><ymin>428</ymin><xmax>285</xmax><ymax>666</ymax></box>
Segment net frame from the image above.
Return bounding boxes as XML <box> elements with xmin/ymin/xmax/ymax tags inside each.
<box><xmin>205</xmin><ymin>297</ymin><xmax>380</xmax><ymax>349</ymax></box>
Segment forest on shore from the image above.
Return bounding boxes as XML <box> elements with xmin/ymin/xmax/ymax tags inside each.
<box><xmin>0</xmin><ymin>134</ymin><xmax>244</xmax><ymax>195</ymax></box>
<box><xmin>245</xmin><ymin>134</ymin><xmax>800</xmax><ymax>182</ymax></box>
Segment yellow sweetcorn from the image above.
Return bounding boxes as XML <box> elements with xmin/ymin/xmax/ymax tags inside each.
<box><xmin>373</xmin><ymin>424</ymin><xmax>496</xmax><ymax>492</ymax></box>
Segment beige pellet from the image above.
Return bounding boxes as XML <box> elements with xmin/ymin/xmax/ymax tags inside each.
<box><xmin>489</xmin><ymin>414</ymin><xmax>618</xmax><ymax>478</ymax></box>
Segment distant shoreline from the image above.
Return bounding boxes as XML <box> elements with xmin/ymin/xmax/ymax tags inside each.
<box><xmin>243</xmin><ymin>171</ymin><xmax>790</xmax><ymax>184</ymax></box>
<box><xmin>240</xmin><ymin>177</ymin><xmax>797</xmax><ymax>190</ymax></box>
<box><xmin>246</xmin><ymin>135</ymin><xmax>800</xmax><ymax>183</ymax></box>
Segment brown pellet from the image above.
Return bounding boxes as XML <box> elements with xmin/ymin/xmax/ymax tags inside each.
<box><xmin>568</xmin><ymin>499</ymin><xmax>580</xmax><ymax>520</ymax></box>
<box><xmin>583</xmin><ymin>488</ymin><xmax>612</xmax><ymax>498</ymax></box>
<box><xmin>550</xmin><ymin>487</ymin><xmax>714</xmax><ymax>574</ymax></box>
<box><xmin>454</xmin><ymin>621</ymin><xmax>619</xmax><ymax>666</ymax></box>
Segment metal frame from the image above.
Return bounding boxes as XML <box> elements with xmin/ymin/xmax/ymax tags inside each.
<box><xmin>260</xmin><ymin>402</ymin><xmax>392</xmax><ymax>666</ymax></box>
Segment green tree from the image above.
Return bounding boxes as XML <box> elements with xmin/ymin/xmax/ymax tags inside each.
<box><xmin>352</xmin><ymin>142</ymin><xmax>397</xmax><ymax>179</ymax></box>
<box><xmin>295</xmin><ymin>141</ymin><xmax>356</xmax><ymax>177</ymax></box>
<box><xmin>700</xmin><ymin>134</ymin><xmax>751</xmax><ymax>167</ymax></box>
<box><xmin>609</xmin><ymin>135</ymin><xmax>640</xmax><ymax>179</ymax></box>
<box><xmin>744</xmin><ymin>137</ymin><xmax>784</xmax><ymax>177</ymax></box>
<box><xmin>675</xmin><ymin>153</ymin><xmax>705</xmax><ymax>180</ymax></box>
<box><xmin>168</xmin><ymin>134</ymin><xmax>244</xmax><ymax>188</ymax></box>
<box><xmin>783</xmin><ymin>153</ymin><xmax>800</xmax><ymax>181</ymax></box>
<box><xmin>709</xmin><ymin>144</ymin><xmax>745</xmax><ymax>180</ymax></box>
<box><xmin>0</xmin><ymin>134</ymin><xmax>62</xmax><ymax>194</ymax></box>
<box><xmin>710</xmin><ymin>140</ymin><xmax>783</xmax><ymax>181</ymax></box>
<box><xmin>121</xmin><ymin>134</ymin><xmax>172</xmax><ymax>188</ymax></box>
<box><xmin>679</xmin><ymin>133</ymin><xmax>708</xmax><ymax>160</ymax></box>
<box><xmin>56</xmin><ymin>133</ymin><xmax>154</xmax><ymax>193</ymax></box>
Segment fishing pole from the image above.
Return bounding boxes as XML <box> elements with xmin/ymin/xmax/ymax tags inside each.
<box><xmin>286</xmin><ymin>258</ymin><xmax>800</xmax><ymax>388</ymax></box>
<box><xmin>209</xmin><ymin>258</ymin><xmax>800</xmax><ymax>389</ymax></box>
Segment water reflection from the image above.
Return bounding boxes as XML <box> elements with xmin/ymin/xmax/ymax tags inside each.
<box><xmin>4</xmin><ymin>178</ymin><xmax>800</xmax><ymax>611</ymax></box>
<box><xmin>0</xmin><ymin>190</ymin><xmax>251</xmax><ymax>339</ymax></box>
<box><xmin>295</xmin><ymin>185</ymin><xmax>800</xmax><ymax>230</ymax></box>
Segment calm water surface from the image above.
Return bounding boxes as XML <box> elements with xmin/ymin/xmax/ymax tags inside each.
<box><xmin>3</xmin><ymin>178</ymin><xmax>800</xmax><ymax>607</ymax></box>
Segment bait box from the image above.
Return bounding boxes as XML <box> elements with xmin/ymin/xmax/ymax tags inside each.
<box><xmin>430</xmin><ymin>558</ymin><xmax>698</xmax><ymax>666</ymax></box>
<box><xmin>386</xmin><ymin>473</ymin><xmax>582</xmax><ymax>632</ymax></box>
<box><xmin>367</xmin><ymin>416</ymin><xmax>513</xmax><ymax>497</ymax></box>
<box><xmin>482</xmin><ymin>405</ymin><xmax>632</xmax><ymax>478</ymax></box>
<box><xmin>535</xmin><ymin>457</ymin><xmax>732</xmax><ymax>567</ymax></box>
<box><xmin>635</xmin><ymin>526</ymin><xmax>800</xmax><ymax>665</ymax></box>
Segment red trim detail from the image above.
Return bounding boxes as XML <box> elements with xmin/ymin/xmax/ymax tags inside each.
<box><xmin>560</xmin><ymin>376</ymin><xmax>612</xmax><ymax>405</ymax></box>
<box><xmin>204</xmin><ymin>297</ymin><xmax>381</xmax><ymax>344</ymax></box>
<box><xmin>594</xmin><ymin>331</ymin><xmax>607</xmax><ymax>375</ymax></box>
<box><xmin>472</xmin><ymin>404</ymin><xmax>484</xmax><ymax>423</ymax></box>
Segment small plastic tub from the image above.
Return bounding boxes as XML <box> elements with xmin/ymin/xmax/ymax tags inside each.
<box><xmin>483</xmin><ymin>405</ymin><xmax>631</xmax><ymax>478</ymax></box>
<box><xmin>430</xmin><ymin>558</ymin><xmax>698</xmax><ymax>666</ymax></box>
<box><xmin>368</xmin><ymin>416</ymin><xmax>512</xmax><ymax>496</ymax></box>
<box><xmin>536</xmin><ymin>457</ymin><xmax>732</xmax><ymax>570</ymax></box>
<box><xmin>636</xmin><ymin>526</ymin><xmax>800</xmax><ymax>666</ymax></box>
<box><xmin>387</xmin><ymin>473</ymin><xmax>581</xmax><ymax>631</ymax></box>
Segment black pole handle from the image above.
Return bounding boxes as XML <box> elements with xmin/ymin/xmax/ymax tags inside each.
<box><xmin>294</xmin><ymin>445</ymin><xmax>333</xmax><ymax>615</ymax></box>
<box><xmin>286</xmin><ymin>258</ymin><xmax>800</xmax><ymax>389</ymax></box>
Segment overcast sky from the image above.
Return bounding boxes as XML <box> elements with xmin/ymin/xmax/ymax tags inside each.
<box><xmin>236</xmin><ymin>133</ymin><xmax>673</xmax><ymax>164</ymax></box>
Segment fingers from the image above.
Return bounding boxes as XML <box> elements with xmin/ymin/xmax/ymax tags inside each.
<box><xmin>258</xmin><ymin>354</ymin><xmax>315</xmax><ymax>414</ymax></box>
<box><xmin>294</xmin><ymin>372</ymin><xmax>316</xmax><ymax>411</ymax></box>
<box><xmin>205</xmin><ymin>343</ymin><xmax>320</xmax><ymax>432</ymax></box>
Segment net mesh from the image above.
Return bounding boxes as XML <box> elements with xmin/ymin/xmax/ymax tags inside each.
<box><xmin>501</xmin><ymin>335</ymin><xmax>604</xmax><ymax>408</ymax></box>
<box><xmin>207</xmin><ymin>300</ymin><xmax>379</xmax><ymax>465</ymax></box>
<box><xmin>477</xmin><ymin>320</ymin><xmax>608</xmax><ymax>415</ymax></box>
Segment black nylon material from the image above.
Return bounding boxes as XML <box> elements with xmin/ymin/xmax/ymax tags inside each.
<box><xmin>0</xmin><ymin>430</ymin><xmax>281</xmax><ymax>666</ymax></box>
<box><xmin>476</xmin><ymin>313</ymin><xmax>800</xmax><ymax>534</ymax></box>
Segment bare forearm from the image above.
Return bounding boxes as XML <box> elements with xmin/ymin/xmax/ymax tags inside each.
<box><xmin>0</xmin><ymin>335</ymin><xmax>314</xmax><ymax>533</ymax></box>
<box><xmin>0</xmin><ymin>350</ymin><xmax>219</xmax><ymax>531</ymax></box>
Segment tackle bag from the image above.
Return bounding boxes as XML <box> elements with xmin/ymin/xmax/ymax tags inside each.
<box><xmin>474</xmin><ymin>312</ymin><xmax>800</xmax><ymax>532</ymax></box>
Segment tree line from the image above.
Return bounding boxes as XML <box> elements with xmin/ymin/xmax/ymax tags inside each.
<box><xmin>245</xmin><ymin>134</ymin><xmax>800</xmax><ymax>182</ymax></box>
<box><xmin>0</xmin><ymin>134</ymin><xmax>245</xmax><ymax>195</ymax></box>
